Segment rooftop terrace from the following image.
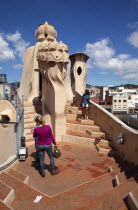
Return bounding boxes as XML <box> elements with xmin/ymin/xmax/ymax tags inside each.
<box><xmin>0</xmin><ymin>141</ymin><xmax>137</xmax><ymax>209</ymax></box>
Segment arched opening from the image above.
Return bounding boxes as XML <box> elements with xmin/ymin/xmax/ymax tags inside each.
<box><xmin>1</xmin><ymin>115</ymin><xmax>10</xmax><ymax>122</ymax></box>
<box><xmin>77</xmin><ymin>67</ymin><xmax>82</xmax><ymax>75</ymax></box>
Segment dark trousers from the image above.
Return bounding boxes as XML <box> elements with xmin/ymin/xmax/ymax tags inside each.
<box><xmin>37</xmin><ymin>144</ymin><xmax>55</xmax><ymax>173</ymax></box>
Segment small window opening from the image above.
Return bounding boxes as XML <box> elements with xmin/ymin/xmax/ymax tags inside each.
<box><xmin>77</xmin><ymin>67</ymin><xmax>82</xmax><ymax>75</ymax></box>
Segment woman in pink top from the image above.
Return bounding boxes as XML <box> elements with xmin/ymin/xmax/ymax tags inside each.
<box><xmin>33</xmin><ymin>117</ymin><xmax>60</xmax><ymax>177</ymax></box>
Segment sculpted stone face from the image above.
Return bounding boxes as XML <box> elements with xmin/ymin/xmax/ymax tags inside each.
<box><xmin>36</xmin><ymin>22</ymin><xmax>69</xmax><ymax>64</ymax></box>
<box><xmin>48</xmin><ymin>41</ymin><xmax>64</xmax><ymax>62</ymax></box>
<box><xmin>61</xmin><ymin>42</ymin><xmax>69</xmax><ymax>63</ymax></box>
<box><xmin>37</xmin><ymin>40</ymin><xmax>69</xmax><ymax>63</ymax></box>
<box><xmin>42</xmin><ymin>44</ymin><xmax>48</xmax><ymax>61</ymax></box>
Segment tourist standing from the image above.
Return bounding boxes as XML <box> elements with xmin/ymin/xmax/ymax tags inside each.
<box><xmin>81</xmin><ymin>89</ymin><xmax>90</xmax><ymax>119</ymax></box>
<box><xmin>33</xmin><ymin>117</ymin><xmax>59</xmax><ymax>177</ymax></box>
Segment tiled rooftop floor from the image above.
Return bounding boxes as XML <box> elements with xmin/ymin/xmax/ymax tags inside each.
<box><xmin>14</xmin><ymin>142</ymin><xmax>115</xmax><ymax>197</ymax></box>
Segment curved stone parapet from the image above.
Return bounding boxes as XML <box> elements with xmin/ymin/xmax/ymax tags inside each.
<box><xmin>0</xmin><ymin>100</ymin><xmax>16</xmax><ymax>122</ymax></box>
<box><xmin>76</xmin><ymin>90</ymin><xmax>138</xmax><ymax>165</ymax></box>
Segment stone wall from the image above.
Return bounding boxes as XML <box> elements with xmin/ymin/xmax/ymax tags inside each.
<box><xmin>76</xmin><ymin>91</ymin><xmax>138</xmax><ymax>165</ymax></box>
<box><xmin>0</xmin><ymin>123</ymin><xmax>17</xmax><ymax>169</ymax></box>
<box><xmin>120</xmin><ymin>115</ymin><xmax>138</xmax><ymax>130</ymax></box>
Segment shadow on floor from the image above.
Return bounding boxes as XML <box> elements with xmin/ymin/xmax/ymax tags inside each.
<box><xmin>30</xmin><ymin>152</ymin><xmax>58</xmax><ymax>176</ymax></box>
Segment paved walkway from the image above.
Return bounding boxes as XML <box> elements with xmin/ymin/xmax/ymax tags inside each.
<box><xmin>14</xmin><ymin>142</ymin><xmax>115</xmax><ymax>197</ymax></box>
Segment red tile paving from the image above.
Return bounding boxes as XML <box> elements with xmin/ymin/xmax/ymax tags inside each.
<box><xmin>0</xmin><ymin>200</ymin><xmax>11</xmax><ymax>210</ymax></box>
<box><xmin>1</xmin><ymin>141</ymin><xmax>135</xmax><ymax>209</ymax></box>
<box><xmin>13</xmin><ymin>142</ymin><xmax>116</xmax><ymax>197</ymax></box>
<box><xmin>77</xmin><ymin>177</ymin><xmax>137</xmax><ymax>209</ymax></box>
<box><xmin>2</xmin><ymin>106</ymin><xmax>135</xmax><ymax>209</ymax></box>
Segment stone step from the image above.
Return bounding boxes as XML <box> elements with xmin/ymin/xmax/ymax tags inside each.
<box><xmin>109</xmin><ymin>163</ymin><xmax>120</xmax><ymax>171</ymax></box>
<box><xmin>24</xmin><ymin>122</ymin><xmax>36</xmax><ymax>129</ymax></box>
<box><xmin>24</xmin><ymin>100</ymin><xmax>33</xmax><ymax>106</ymax></box>
<box><xmin>95</xmin><ymin>138</ymin><xmax>110</xmax><ymax>147</ymax></box>
<box><xmin>78</xmin><ymin>118</ymin><xmax>95</xmax><ymax>125</ymax></box>
<box><xmin>67</xmin><ymin>106</ymin><xmax>79</xmax><ymax>111</ymax></box>
<box><xmin>62</xmin><ymin>133</ymin><xmax>97</xmax><ymax>148</ymax></box>
<box><xmin>0</xmin><ymin>200</ymin><xmax>13</xmax><ymax>210</ymax></box>
<box><xmin>128</xmin><ymin>187</ymin><xmax>138</xmax><ymax>210</ymax></box>
<box><xmin>45</xmin><ymin>172</ymin><xmax>117</xmax><ymax>209</ymax></box>
<box><xmin>24</xmin><ymin>128</ymin><xmax>32</xmax><ymax>135</ymax></box>
<box><xmin>7</xmin><ymin>169</ymin><xmax>31</xmax><ymax>185</ymax></box>
<box><xmin>24</xmin><ymin>117</ymin><xmax>35</xmax><ymax>123</ymax></box>
<box><xmin>24</xmin><ymin>113</ymin><xmax>36</xmax><ymax>119</ymax></box>
<box><xmin>25</xmin><ymin>133</ymin><xmax>33</xmax><ymax>140</ymax></box>
<box><xmin>86</xmin><ymin>129</ymin><xmax>105</xmax><ymax>138</ymax></box>
<box><xmin>95</xmin><ymin>142</ymin><xmax>112</xmax><ymax>155</ymax></box>
<box><xmin>66</xmin><ymin>130</ymin><xmax>106</xmax><ymax>140</ymax></box>
<box><xmin>115</xmin><ymin>165</ymin><xmax>138</xmax><ymax>186</ymax></box>
<box><xmin>24</xmin><ymin>110</ymin><xmax>36</xmax><ymax>116</ymax></box>
<box><xmin>66</xmin><ymin>113</ymin><xmax>82</xmax><ymax>121</ymax></box>
<box><xmin>26</xmin><ymin>141</ymin><xmax>34</xmax><ymax>147</ymax></box>
<box><xmin>66</xmin><ymin>123</ymin><xmax>100</xmax><ymax>133</ymax></box>
<box><xmin>115</xmin><ymin>171</ymin><xmax>127</xmax><ymax>186</ymax></box>
<box><xmin>67</xmin><ymin>119</ymin><xmax>95</xmax><ymax>126</ymax></box>
<box><xmin>78</xmin><ymin>177</ymin><xmax>137</xmax><ymax>209</ymax></box>
<box><xmin>109</xmin><ymin>161</ymin><xmax>134</xmax><ymax>172</ymax></box>
<box><xmin>0</xmin><ymin>180</ymin><xmax>15</xmax><ymax>206</ymax></box>
<box><xmin>67</xmin><ymin>109</ymin><xmax>82</xmax><ymax>114</ymax></box>
<box><xmin>109</xmin><ymin>160</ymin><xmax>128</xmax><ymax>172</ymax></box>
<box><xmin>24</xmin><ymin>106</ymin><xmax>35</xmax><ymax>112</ymax></box>
<box><xmin>78</xmin><ymin>200</ymin><xmax>128</xmax><ymax>209</ymax></box>
<box><xmin>0</xmin><ymin>169</ymin><xmax>111</xmax><ymax>209</ymax></box>
<box><xmin>0</xmin><ymin>172</ymin><xmax>49</xmax><ymax>209</ymax></box>
<box><xmin>25</xmin><ymin>137</ymin><xmax>34</xmax><ymax>143</ymax></box>
<box><xmin>109</xmin><ymin>166</ymin><xmax>126</xmax><ymax>178</ymax></box>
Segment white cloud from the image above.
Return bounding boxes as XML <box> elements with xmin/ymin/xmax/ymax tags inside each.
<box><xmin>0</xmin><ymin>67</ymin><xmax>3</xmax><ymax>70</ymax></box>
<box><xmin>86</xmin><ymin>61</ymin><xmax>93</xmax><ymax>69</ymax></box>
<box><xmin>123</xmin><ymin>73</ymin><xmax>138</xmax><ymax>81</ymax></box>
<box><xmin>118</xmin><ymin>54</ymin><xmax>131</xmax><ymax>60</ymax></box>
<box><xmin>5</xmin><ymin>31</ymin><xmax>30</xmax><ymax>62</ymax></box>
<box><xmin>13</xmin><ymin>39</ymin><xmax>30</xmax><ymax>62</ymax></box>
<box><xmin>12</xmin><ymin>64</ymin><xmax>23</xmax><ymax>69</ymax></box>
<box><xmin>99</xmin><ymin>71</ymin><xmax>108</xmax><ymax>75</ymax></box>
<box><xmin>127</xmin><ymin>21</ymin><xmax>138</xmax><ymax>29</ymax></box>
<box><xmin>85</xmin><ymin>38</ymin><xmax>115</xmax><ymax>70</ymax></box>
<box><xmin>86</xmin><ymin>38</ymin><xmax>115</xmax><ymax>62</ymax></box>
<box><xmin>84</xmin><ymin>38</ymin><xmax>138</xmax><ymax>81</ymax></box>
<box><xmin>127</xmin><ymin>31</ymin><xmax>138</xmax><ymax>47</ymax></box>
<box><xmin>6</xmin><ymin>31</ymin><xmax>21</xmax><ymax>42</ymax></box>
<box><xmin>0</xmin><ymin>31</ymin><xmax>30</xmax><ymax>63</ymax></box>
<box><xmin>0</xmin><ymin>34</ymin><xmax>15</xmax><ymax>62</ymax></box>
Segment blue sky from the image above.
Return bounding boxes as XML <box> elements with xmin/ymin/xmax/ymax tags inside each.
<box><xmin>0</xmin><ymin>0</ymin><xmax>138</xmax><ymax>86</ymax></box>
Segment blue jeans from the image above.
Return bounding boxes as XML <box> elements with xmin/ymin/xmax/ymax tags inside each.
<box><xmin>37</xmin><ymin>144</ymin><xmax>55</xmax><ymax>173</ymax></box>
